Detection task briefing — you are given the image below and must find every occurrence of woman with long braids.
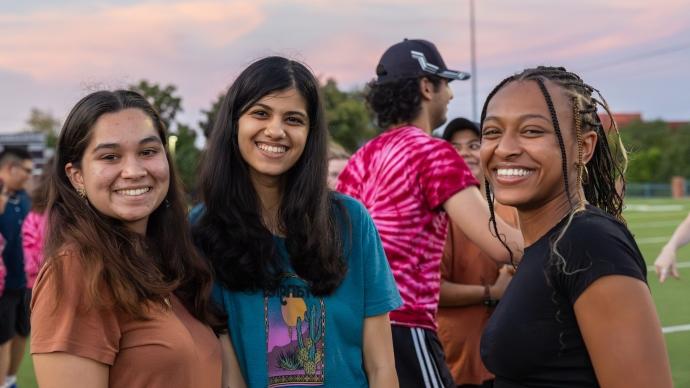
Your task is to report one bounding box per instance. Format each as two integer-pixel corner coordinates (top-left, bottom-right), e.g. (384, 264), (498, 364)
(478, 66), (672, 387)
(30, 90), (225, 388)
(193, 56), (401, 387)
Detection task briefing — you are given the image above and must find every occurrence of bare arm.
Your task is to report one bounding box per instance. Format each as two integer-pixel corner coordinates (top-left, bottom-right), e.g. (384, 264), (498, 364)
(220, 334), (246, 388)
(362, 313), (399, 388)
(33, 353), (109, 388)
(655, 212), (690, 282)
(439, 265), (514, 307)
(443, 187), (524, 264)
(574, 275), (672, 388)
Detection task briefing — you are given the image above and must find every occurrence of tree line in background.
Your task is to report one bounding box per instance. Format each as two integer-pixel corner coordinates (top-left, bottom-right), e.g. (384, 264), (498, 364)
(22, 81), (690, 195)
(620, 121), (690, 183)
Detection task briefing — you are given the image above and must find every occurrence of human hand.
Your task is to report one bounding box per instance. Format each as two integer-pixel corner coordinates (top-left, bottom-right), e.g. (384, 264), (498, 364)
(490, 265), (515, 299)
(654, 248), (680, 283)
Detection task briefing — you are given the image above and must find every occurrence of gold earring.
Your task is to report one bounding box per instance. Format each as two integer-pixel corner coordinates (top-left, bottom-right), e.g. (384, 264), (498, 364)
(76, 187), (86, 198)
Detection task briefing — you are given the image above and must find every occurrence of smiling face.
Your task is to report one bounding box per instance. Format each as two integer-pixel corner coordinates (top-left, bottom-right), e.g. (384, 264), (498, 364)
(449, 129), (481, 179)
(480, 80), (585, 211)
(65, 108), (170, 234)
(237, 88), (309, 187)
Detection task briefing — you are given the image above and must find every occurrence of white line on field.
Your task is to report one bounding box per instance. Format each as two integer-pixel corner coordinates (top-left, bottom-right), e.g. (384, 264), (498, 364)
(625, 204), (685, 212)
(631, 221), (685, 228)
(647, 261), (690, 271)
(636, 236), (671, 244)
(663, 324), (690, 334)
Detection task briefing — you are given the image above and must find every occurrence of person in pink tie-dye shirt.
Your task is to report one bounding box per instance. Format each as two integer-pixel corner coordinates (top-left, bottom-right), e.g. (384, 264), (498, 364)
(337, 39), (524, 388)
(22, 159), (51, 290)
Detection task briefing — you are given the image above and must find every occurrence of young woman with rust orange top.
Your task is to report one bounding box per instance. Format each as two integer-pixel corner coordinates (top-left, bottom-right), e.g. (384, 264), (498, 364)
(30, 90), (239, 388)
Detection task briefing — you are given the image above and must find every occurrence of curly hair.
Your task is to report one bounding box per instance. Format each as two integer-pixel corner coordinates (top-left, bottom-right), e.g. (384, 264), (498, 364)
(366, 76), (443, 129)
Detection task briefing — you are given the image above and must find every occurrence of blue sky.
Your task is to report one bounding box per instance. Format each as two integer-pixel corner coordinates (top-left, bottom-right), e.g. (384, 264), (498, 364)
(1, 0), (688, 136)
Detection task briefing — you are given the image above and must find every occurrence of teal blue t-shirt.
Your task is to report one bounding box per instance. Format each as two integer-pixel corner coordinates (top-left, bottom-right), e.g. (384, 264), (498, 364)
(212, 194), (402, 387)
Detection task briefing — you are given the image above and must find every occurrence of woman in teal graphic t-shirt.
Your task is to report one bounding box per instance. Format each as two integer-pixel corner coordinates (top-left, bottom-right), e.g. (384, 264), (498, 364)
(193, 56), (402, 388)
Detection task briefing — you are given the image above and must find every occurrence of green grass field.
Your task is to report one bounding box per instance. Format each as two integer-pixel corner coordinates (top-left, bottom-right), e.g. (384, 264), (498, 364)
(14, 197), (690, 387)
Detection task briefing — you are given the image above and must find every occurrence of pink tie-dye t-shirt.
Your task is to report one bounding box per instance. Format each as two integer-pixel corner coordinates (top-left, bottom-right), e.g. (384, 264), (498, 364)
(337, 125), (478, 330)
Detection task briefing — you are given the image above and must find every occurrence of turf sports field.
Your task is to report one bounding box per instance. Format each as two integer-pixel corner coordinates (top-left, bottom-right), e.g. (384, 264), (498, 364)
(15, 197), (690, 387)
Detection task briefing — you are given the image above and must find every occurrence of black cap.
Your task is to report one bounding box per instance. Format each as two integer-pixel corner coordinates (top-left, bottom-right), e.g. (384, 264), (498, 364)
(442, 117), (480, 141)
(375, 39), (470, 84)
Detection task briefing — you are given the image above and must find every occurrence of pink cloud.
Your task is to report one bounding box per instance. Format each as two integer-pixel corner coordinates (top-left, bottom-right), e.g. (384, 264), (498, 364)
(0, 1), (265, 81)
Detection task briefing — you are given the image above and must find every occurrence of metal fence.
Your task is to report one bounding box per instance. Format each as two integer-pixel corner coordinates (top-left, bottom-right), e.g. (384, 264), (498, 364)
(627, 182), (690, 197)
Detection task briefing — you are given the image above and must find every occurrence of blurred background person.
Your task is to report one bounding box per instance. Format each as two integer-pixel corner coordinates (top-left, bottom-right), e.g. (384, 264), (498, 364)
(0, 148), (33, 388)
(23, 157), (53, 293)
(338, 39), (523, 388)
(654, 211), (690, 282)
(437, 117), (519, 388)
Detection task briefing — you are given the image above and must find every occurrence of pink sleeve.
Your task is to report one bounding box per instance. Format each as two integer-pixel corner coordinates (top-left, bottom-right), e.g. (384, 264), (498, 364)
(418, 140), (479, 210)
(22, 211), (47, 289)
(0, 259), (5, 297)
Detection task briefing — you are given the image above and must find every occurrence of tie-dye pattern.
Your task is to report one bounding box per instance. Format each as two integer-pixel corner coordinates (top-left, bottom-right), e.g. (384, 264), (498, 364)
(337, 126), (478, 330)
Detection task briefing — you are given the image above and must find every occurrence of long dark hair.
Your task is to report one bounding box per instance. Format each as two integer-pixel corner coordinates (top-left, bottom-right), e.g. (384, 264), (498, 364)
(480, 66), (627, 271)
(31, 157), (53, 213)
(45, 90), (222, 329)
(193, 56), (348, 296)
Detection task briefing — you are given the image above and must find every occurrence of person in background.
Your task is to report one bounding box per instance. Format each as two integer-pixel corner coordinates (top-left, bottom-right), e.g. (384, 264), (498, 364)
(0, 148), (33, 388)
(193, 56), (401, 387)
(327, 141), (350, 190)
(654, 211), (689, 282)
(337, 38), (523, 388)
(30, 90), (227, 388)
(478, 66), (672, 387)
(437, 118), (519, 388)
(23, 158), (53, 292)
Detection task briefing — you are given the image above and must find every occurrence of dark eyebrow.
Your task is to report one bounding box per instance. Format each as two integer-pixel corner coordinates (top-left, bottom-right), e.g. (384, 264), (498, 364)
(483, 113), (551, 124)
(140, 136), (163, 145)
(252, 103), (308, 119)
(92, 136), (162, 153)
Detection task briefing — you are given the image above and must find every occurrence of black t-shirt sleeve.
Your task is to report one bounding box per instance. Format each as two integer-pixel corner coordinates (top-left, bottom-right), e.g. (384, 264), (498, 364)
(552, 212), (647, 305)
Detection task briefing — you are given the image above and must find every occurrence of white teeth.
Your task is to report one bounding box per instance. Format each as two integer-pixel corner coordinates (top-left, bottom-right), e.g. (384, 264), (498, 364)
(496, 168), (532, 177)
(257, 143), (287, 154)
(118, 187), (150, 196)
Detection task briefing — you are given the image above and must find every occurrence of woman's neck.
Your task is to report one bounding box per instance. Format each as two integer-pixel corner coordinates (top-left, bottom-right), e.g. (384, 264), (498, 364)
(517, 191), (580, 246)
(252, 175), (284, 235)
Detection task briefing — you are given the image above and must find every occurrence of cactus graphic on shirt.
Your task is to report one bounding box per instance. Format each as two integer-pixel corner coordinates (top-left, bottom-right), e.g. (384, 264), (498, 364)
(281, 294), (307, 341)
(295, 304), (324, 375)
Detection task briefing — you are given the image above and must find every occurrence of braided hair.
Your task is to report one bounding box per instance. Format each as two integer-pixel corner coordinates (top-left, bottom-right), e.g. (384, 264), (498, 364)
(480, 66), (628, 272)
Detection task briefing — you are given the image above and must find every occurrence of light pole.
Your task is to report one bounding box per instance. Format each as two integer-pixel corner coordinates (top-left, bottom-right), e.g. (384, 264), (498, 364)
(469, 0), (478, 121)
(168, 135), (178, 157)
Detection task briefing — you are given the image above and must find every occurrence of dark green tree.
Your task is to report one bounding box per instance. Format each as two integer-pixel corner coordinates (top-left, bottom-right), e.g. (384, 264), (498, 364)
(24, 108), (60, 148)
(129, 80), (182, 130)
(320, 78), (375, 152)
(620, 120), (690, 182)
(171, 123), (201, 195)
(199, 93), (225, 139)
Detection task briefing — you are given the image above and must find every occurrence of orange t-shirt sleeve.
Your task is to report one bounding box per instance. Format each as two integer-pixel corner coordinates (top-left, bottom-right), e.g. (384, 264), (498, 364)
(30, 254), (121, 365)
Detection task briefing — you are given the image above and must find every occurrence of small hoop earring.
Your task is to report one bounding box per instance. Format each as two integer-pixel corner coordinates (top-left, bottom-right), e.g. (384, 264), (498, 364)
(76, 187), (86, 198)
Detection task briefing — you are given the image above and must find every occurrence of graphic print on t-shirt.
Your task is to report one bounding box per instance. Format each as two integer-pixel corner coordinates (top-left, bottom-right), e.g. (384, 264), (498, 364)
(265, 274), (325, 387)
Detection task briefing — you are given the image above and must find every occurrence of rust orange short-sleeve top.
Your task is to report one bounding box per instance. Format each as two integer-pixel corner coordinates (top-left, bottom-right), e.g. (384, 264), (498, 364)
(30, 253), (221, 388)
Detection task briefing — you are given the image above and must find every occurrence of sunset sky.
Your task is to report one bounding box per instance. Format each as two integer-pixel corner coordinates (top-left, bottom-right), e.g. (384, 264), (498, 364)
(1, 0), (689, 137)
